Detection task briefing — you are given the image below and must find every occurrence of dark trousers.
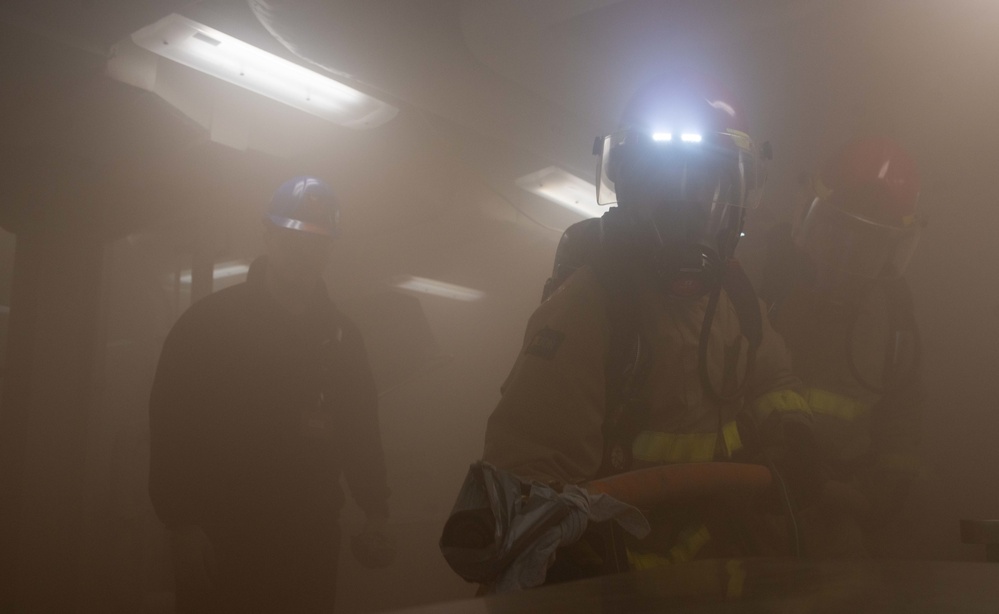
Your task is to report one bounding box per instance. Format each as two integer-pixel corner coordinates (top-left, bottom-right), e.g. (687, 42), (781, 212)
(176, 524), (341, 614)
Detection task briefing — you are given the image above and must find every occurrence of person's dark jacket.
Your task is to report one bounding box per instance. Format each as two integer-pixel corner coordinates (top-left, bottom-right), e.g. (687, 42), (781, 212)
(148, 257), (390, 537)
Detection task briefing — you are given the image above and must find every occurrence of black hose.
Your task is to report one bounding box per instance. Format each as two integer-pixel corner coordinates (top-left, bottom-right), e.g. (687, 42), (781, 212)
(845, 284), (922, 395)
(743, 414), (803, 558)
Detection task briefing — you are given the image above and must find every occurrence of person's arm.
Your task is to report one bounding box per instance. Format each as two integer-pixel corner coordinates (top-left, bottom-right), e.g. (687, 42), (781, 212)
(742, 298), (825, 505)
(864, 278), (923, 525)
(149, 309), (219, 589)
(483, 266), (610, 486)
(337, 322), (391, 520)
(863, 375), (921, 525)
(148, 310), (215, 530)
(745, 298), (812, 435)
(336, 322), (396, 568)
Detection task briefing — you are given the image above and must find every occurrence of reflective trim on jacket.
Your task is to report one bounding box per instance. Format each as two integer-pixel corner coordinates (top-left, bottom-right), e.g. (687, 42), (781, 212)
(483, 264), (811, 485)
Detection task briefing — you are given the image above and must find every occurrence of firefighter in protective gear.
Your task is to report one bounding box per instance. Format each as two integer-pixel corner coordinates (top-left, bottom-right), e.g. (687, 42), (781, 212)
(149, 176), (394, 613)
(761, 137), (924, 557)
(482, 74), (822, 578)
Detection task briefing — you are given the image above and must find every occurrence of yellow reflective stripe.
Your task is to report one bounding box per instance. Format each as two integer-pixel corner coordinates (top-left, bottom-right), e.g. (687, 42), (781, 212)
(666, 523), (711, 564)
(632, 422), (743, 463)
(726, 559), (746, 598)
(625, 523), (713, 570)
(721, 421), (742, 457)
(627, 549), (670, 571)
(804, 388), (871, 421)
(752, 389), (811, 423)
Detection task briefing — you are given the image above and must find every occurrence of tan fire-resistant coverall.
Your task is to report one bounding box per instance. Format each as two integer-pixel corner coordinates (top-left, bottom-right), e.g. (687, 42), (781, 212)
(483, 263), (815, 566)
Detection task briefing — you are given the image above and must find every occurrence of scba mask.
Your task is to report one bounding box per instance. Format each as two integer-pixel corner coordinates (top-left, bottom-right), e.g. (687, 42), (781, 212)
(594, 128), (766, 297)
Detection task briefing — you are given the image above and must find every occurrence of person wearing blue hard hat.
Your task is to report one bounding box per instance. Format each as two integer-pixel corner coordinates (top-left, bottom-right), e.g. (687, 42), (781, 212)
(149, 176), (394, 613)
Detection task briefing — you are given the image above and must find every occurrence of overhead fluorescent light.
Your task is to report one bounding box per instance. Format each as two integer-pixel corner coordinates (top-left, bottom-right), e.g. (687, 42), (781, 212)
(393, 276), (485, 302)
(681, 133), (703, 143)
(179, 261), (250, 285)
(130, 13), (397, 129)
(516, 166), (605, 219)
(652, 132), (673, 142)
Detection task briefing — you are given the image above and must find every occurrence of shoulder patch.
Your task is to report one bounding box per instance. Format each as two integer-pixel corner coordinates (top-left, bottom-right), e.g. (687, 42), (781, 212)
(525, 326), (566, 360)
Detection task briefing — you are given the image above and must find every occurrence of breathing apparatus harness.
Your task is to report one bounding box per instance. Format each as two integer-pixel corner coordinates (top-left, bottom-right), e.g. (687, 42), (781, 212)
(844, 278), (922, 394)
(765, 252), (923, 396)
(543, 208), (806, 558)
(541, 206), (763, 475)
(638, 200), (763, 406)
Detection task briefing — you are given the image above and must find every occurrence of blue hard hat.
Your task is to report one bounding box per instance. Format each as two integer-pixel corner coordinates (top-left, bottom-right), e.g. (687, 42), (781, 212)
(265, 176), (340, 237)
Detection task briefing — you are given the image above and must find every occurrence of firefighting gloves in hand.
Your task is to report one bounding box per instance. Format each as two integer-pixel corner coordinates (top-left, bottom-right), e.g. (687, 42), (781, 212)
(493, 483), (650, 592)
(440, 461), (649, 592)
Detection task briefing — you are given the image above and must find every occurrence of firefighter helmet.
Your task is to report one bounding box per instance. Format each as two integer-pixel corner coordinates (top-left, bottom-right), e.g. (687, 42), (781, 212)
(592, 72), (768, 297)
(595, 72), (767, 213)
(795, 137), (922, 279)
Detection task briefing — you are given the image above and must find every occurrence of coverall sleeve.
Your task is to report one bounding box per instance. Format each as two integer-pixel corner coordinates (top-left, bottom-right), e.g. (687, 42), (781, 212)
(866, 279), (923, 523)
(338, 323), (391, 519)
(148, 309), (216, 529)
(740, 298), (827, 503)
(483, 267), (610, 485)
(744, 298), (813, 438)
(864, 372), (922, 524)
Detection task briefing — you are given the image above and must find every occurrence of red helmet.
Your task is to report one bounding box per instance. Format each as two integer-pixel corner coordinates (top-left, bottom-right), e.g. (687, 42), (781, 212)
(795, 137), (923, 279)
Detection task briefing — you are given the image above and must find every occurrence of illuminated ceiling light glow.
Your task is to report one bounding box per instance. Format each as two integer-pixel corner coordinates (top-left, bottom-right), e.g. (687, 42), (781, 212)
(179, 262), (250, 284)
(681, 133), (703, 143)
(130, 14), (397, 128)
(515, 166), (604, 219)
(394, 276), (485, 302)
(652, 132), (673, 142)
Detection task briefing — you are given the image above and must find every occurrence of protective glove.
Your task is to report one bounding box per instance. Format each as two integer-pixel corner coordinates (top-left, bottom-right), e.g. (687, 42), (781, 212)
(168, 525), (217, 593)
(350, 517), (397, 569)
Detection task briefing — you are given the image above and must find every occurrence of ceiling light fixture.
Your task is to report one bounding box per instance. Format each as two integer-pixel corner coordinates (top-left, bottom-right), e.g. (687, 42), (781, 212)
(516, 166), (604, 219)
(179, 262), (250, 284)
(394, 276), (485, 302)
(681, 133), (703, 143)
(130, 13), (397, 128)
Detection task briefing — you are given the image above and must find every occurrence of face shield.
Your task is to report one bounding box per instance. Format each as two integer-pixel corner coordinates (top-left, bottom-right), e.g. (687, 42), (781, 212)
(592, 129), (766, 296)
(596, 128), (765, 209)
(595, 129), (765, 264)
(794, 195), (923, 279)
